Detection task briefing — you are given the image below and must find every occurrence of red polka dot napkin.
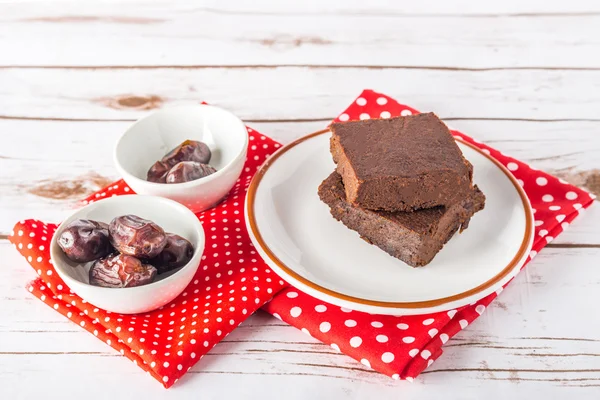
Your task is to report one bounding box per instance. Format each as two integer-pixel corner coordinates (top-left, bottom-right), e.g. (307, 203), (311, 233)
(262, 89), (596, 381)
(9, 90), (595, 387)
(9, 126), (285, 388)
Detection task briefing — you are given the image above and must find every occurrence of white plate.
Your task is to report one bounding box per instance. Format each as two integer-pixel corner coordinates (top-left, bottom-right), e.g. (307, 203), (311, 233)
(246, 130), (534, 315)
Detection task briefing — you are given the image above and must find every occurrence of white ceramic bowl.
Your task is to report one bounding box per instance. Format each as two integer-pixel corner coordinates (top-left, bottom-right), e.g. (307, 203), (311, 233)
(114, 104), (248, 213)
(50, 195), (205, 314)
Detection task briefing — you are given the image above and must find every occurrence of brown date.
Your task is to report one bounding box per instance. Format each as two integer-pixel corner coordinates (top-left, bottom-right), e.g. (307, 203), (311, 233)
(58, 219), (112, 263)
(150, 233), (194, 274)
(146, 161), (170, 183)
(109, 215), (167, 258)
(162, 140), (211, 167)
(166, 161), (216, 184)
(89, 253), (157, 288)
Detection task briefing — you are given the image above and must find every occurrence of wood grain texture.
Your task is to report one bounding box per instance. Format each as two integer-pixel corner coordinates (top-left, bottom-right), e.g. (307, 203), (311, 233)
(2, 1), (600, 398)
(3, 68), (600, 121)
(0, 118), (598, 243)
(2, 1), (600, 68)
(1, 242), (599, 398)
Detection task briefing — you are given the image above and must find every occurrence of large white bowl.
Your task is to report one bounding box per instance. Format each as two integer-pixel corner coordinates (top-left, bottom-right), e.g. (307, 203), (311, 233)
(50, 195), (205, 314)
(114, 104), (248, 213)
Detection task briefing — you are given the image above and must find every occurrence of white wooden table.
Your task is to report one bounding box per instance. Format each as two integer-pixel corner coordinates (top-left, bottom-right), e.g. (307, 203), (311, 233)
(1, 1), (599, 398)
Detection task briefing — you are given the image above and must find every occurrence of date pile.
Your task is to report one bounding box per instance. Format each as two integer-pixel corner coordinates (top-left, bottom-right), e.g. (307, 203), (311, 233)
(58, 215), (194, 288)
(147, 139), (217, 184)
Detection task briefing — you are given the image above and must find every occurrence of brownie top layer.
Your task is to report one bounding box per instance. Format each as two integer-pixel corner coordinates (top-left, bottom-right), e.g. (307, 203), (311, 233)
(329, 113), (471, 179)
(319, 172), (485, 235)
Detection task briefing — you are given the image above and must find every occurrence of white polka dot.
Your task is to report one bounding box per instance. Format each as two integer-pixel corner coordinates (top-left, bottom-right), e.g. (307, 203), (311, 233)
(319, 322), (331, 333)
(286, 291), (298, 298)
(376, 97), (388, 105)
(380, 111), (391, 119)
(542, 194), (554, 203)
(177, 364), (183, 371)
(162, 376), (169, 383)
(340, 307), (352, 313)
(163, 362), (169, 367)
(555, 214), (566, 222)
(350, 337), (362, 348)
(549, 205), (561, 211)
(459, 319), (468, 329)
(507, 162), (518, 171)
(539, 229), (548, 237)
(566, 191), (578, 200)
(447, 309), (457, 319)
(440, 333), (449, 344)
(536, 177), (548, 186)
(422, 318), (434, 326)
(338, 113), (349, 121)
(314, 305), (327, 313)
(545, 236), (554, 243)
(400, 109), (412, 116)
(361, 358), (371, 368)
(475, 304), (486, 315)
(381, 352), (395, 363)
(517, 179), (524, 187)
(345, 319), (357, 327)
(359, 113), (370, 120)
(561, 222), (570, 230)
(376, 334), (388, 343)
(371, 321), (383, 328)
(330, 343), (340, 352)
(290, 307), (302, 317)
(573, 203), (582, 210)
(408, 349), (419, 357)
(421, 350), (432, 360)
(356, 97), (367, 106)
(397, 323), (409, 330)
(428, 328), (438, 337)
(402, 336), (415, 344)
(534, 220), (544, 227)
(530, 250), (538, 259)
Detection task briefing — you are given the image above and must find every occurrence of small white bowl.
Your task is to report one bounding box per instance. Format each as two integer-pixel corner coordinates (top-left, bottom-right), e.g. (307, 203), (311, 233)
(114, 104), (248, 213)
(50, 195), (205, 314)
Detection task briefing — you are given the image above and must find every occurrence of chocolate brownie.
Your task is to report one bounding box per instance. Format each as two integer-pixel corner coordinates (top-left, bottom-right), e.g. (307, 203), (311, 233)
(318, 172), (485, 267)
(330, 112), (473, 212)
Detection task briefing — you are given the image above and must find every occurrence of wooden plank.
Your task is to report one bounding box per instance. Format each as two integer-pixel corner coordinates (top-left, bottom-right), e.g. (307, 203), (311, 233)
(1, 242), (599, 396)
(1, 118), (597, 242)
(2, 68), (600, 122)
(1, 1), (600, 68)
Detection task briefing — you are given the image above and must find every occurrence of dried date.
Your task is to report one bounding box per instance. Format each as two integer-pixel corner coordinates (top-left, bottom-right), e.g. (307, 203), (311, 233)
(109, 215), (167, 258)
(147, 161), (170, 183)
(89, 253), (157, 288)
(58, 219), (112, 263)
(165, 161), (216, 184)
(150, 233), (194, 274)
(162, 140), (211, 167)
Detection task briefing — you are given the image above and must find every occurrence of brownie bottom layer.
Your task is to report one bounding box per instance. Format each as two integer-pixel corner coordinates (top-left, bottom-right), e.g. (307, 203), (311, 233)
(318, 172), (485, 267)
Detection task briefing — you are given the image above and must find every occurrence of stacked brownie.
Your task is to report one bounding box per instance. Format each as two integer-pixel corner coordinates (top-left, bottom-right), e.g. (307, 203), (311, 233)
(319, 112), (485, 267)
